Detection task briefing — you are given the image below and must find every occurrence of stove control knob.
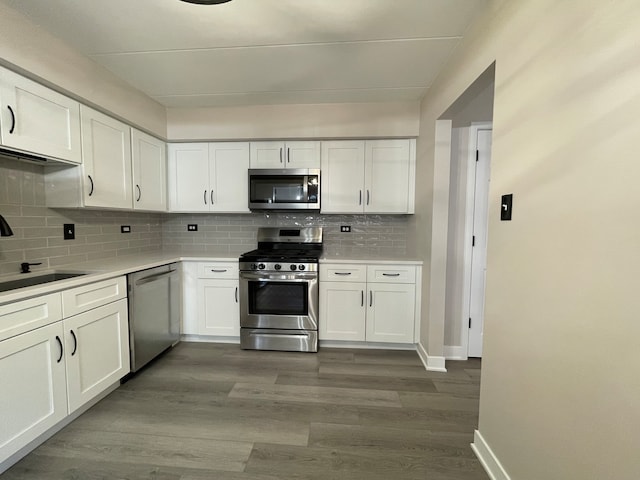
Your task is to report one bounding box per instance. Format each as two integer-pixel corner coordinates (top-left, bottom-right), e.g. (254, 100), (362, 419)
(250, 263), (257, 270)
(290, 264), (297, 271)
(258, 263), (265, 270)
(274, 264), (281, 270)
(298, 264), (306, 271)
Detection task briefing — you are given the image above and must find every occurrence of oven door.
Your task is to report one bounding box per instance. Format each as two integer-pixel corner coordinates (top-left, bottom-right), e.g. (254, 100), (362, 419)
(239, 271), (318, 330)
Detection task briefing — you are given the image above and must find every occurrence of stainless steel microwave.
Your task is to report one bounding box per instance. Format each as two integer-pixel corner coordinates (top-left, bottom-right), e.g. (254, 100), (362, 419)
(248, 169), (320, 211)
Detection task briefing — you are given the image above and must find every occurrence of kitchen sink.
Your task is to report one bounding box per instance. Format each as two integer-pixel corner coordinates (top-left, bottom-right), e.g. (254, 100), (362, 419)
(0, 273), (87, 292)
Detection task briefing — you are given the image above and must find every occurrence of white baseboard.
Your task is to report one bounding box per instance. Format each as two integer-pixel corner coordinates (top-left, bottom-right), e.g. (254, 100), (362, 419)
(416, 342), (447, 372)
(181, 334), (240, 344)
(319, 340), (415, 351)
(471, 430), (511, 480)
(444, 345), (468, 360)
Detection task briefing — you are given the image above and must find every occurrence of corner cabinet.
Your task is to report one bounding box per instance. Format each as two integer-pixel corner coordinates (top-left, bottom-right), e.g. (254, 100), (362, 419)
(320, 139), (416, 214)
(0, 66), (82, 164)
(131, 129), (166, 211)
(319, 263), (419, 344)
(250, 141), (320, 169)
(168, 142), (250, 213)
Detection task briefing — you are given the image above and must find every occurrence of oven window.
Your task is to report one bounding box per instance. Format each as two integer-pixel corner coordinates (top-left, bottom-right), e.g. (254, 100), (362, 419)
(248, 281), (308, 316)
(250, 176), (306, 204)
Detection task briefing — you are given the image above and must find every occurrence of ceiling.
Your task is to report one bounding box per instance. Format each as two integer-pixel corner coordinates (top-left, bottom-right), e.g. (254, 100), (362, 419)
(2, 0), (487, 108)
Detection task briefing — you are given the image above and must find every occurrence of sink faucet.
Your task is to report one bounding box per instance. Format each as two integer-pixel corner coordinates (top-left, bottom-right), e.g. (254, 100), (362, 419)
(21, 262), (42, 274)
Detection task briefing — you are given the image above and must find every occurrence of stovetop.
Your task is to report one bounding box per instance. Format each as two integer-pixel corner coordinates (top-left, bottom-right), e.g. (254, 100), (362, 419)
(239, 248), (322, 263)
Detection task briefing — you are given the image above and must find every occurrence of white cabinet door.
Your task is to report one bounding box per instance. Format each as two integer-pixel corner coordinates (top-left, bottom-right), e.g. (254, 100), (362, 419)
(81, 106), (132, 209)
(0, 66), (81, 164)
(364, 140), (413, 214)
(319, 282), (366, 341)
(197, 279), (240, 336)
(250, 141), (285, 169)
(284, 141), (320, 169)
(168, 143), (209, 212)
(131, 129), (166, 211)
(366, 283), (415, 343)
(209, 142), (250, 213)
(0, 322), (67, 463)
(320, 140), (365, 213)
(64, 299), (129, 413)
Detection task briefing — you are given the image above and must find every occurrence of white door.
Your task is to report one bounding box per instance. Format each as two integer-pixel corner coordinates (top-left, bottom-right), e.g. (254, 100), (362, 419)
(197, 279), (240, 336)
(365, 140), (411, 213)
(0, 322), (68, 462)
(209, 142), (250, 213)
(81, 106), (132, 209)
(320, 140), (365, 213)
(131, 129), (166, 211)
(285, 141), (321, 169)
(64, 299), (129, 413)
(467, 128), (492, 358)
(319, 282), (366, 341)
(0, 66), (81, 164)
(250, 141), (285, 169)
(366, 283), (415, 343)
(168, 143), (209, 212)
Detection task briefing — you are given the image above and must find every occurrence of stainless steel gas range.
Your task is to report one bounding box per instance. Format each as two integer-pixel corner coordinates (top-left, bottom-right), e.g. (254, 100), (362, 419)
(239, 227), (322, 352)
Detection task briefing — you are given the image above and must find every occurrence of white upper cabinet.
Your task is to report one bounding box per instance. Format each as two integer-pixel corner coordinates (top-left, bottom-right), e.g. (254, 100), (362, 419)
(321, 139), (415, 214)
(81, 106), (133, 209)
(250, 141), (320, 169)
(168, 142), (249, 213)
(131, 128), (166, 211)
(0, 66), (81, 164)
(320, 141), (366, 213)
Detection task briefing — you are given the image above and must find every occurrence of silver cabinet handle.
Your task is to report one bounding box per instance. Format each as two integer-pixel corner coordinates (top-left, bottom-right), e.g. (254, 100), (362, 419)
(334, 272), (352, 276)
(204, 190), (207, 204)
(382, 273), (401, 277)
(369, 290), (373, 307)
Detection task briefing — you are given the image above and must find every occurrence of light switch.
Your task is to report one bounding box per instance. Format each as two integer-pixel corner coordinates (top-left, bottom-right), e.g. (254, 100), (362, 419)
(501, 194), (513, 221)
(63, 223), (75, 240)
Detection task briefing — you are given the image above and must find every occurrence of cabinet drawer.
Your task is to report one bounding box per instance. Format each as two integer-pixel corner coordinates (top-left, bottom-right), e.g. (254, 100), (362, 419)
(367, 265), (416, 283)
(0, 293), (63, 342)
(320, 264), (367, 282)
(198, 262), (239, 279)
(61, 277), (126, 317)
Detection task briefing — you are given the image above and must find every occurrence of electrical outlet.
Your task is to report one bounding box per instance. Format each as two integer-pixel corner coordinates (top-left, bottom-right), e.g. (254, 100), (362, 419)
(121, 225), (131, 233)
(63, 223), (75, 240)
(187, 224), (198, 232)
(340, 225), (351, 233)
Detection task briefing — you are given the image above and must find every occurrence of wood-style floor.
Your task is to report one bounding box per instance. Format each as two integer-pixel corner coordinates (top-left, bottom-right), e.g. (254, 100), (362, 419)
(4, 342), (488, 479)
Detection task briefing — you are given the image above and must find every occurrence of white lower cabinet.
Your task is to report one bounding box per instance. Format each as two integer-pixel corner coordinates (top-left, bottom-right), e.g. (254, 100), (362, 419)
(0, 276), (129, 469)
(319, 263), (417, 344)
(0, 322), (67, 464)
(63, 298), (129, 413)
(197, 279), (239, 336)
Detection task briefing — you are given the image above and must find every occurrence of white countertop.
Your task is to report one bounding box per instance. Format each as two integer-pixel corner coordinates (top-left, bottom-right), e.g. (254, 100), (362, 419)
(0, 251), (422, 305)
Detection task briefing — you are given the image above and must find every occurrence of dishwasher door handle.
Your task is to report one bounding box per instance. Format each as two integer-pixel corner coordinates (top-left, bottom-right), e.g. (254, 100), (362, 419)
(135, 269), (178, 286)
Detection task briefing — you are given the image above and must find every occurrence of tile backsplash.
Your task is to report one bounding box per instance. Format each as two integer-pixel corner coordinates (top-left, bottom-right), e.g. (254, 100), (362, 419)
(1, 157), (411, 275)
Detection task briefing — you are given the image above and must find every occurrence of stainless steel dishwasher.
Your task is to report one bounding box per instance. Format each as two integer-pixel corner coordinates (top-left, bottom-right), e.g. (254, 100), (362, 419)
(127, 263), (181, 372)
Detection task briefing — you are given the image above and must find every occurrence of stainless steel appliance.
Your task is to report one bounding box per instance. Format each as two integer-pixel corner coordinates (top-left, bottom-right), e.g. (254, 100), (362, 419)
(248, 169), (320, 211)
(239, 227), (322, 352)
(127, 263), (181, 371)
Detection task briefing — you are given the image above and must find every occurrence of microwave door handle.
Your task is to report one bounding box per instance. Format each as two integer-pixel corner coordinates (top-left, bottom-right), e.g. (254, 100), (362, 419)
(303, 176), (309, 203)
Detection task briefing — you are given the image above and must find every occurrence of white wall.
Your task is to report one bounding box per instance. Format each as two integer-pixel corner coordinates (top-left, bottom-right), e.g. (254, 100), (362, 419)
(0, 3), (166, 138)
(166, 102), (420, 140)
(415, 0), (640, 478)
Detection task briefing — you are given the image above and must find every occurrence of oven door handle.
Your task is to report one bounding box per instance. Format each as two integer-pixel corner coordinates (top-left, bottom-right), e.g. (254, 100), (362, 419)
(240, 272), (317, 282)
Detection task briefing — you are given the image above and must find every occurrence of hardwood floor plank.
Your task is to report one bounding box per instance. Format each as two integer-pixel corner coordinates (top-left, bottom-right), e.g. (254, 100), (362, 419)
(398, 391), (481, 411)
(319, 362), (435, 379)
(229, 382), (403, 408)
(31, 430), (253, 472)
(276, 371), (438, 393)
(357, 405), (479, 433)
